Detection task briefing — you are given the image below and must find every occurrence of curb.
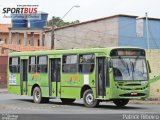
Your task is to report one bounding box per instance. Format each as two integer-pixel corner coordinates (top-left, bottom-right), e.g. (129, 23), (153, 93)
(0, 89), (8, 94)
(130, 100), (160, 104)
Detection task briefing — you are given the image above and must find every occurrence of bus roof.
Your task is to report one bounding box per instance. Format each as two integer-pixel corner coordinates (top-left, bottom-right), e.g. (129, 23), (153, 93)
(8, 47), (145, 57)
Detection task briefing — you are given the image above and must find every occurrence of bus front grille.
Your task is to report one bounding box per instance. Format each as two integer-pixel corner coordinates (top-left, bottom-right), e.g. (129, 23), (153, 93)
(119, 93), (146, 97)
(117, 86), (147, 90)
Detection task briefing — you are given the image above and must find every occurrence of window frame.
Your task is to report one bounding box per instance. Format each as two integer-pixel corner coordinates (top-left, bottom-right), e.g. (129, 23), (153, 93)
(136, 18), (144, 38)
(28, 56), (37, 73)
(79, 53), (95, 74)
(9, 57), (20, 74)
(37, 55), (48, 73)
(62, 54), (78, 74)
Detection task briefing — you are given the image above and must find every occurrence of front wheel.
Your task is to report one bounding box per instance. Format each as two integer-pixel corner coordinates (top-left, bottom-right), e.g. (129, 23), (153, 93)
(113, 99), (129, 107)
(83, 89), (99, 108)
(33, 87), (42, 103)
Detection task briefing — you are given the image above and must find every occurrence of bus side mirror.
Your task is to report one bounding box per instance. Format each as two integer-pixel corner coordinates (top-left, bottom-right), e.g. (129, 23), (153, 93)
(147, 60), (151, 73)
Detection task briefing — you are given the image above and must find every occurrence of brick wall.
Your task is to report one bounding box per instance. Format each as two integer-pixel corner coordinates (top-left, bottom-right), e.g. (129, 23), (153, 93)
(0, 56), (8, 88)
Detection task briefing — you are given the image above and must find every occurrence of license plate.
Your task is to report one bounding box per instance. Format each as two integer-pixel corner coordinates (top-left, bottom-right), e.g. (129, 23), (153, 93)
(131, 92), (138, 96)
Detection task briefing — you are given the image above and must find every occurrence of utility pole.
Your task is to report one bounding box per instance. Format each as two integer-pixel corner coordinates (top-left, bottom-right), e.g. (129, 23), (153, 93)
(50, 5), (80, 49)
(145, 12), (150, 50)
(51, 16), (54, 49)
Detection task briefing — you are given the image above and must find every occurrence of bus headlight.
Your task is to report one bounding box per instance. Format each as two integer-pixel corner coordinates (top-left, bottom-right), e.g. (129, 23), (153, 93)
(141, 81), (148, 86)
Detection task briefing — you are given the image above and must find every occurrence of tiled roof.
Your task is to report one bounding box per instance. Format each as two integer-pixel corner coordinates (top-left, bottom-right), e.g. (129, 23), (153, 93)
(0, 24), (11, 33)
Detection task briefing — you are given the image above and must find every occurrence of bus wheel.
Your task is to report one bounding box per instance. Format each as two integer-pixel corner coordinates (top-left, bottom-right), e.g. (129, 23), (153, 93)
(83, 89), (99, 108)
(61, 98), (76, 104)
(113, 99), (129, 107)
(33, 87), (42, 103)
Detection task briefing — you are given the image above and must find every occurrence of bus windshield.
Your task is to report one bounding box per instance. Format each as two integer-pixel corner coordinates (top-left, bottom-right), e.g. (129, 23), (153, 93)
(112, 57), (148, 81)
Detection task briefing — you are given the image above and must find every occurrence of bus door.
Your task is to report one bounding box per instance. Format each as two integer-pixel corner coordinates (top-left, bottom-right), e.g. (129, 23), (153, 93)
(49, 58), (61, 97)
(20, 59), (28, 95)
(96, 57), (106, 97)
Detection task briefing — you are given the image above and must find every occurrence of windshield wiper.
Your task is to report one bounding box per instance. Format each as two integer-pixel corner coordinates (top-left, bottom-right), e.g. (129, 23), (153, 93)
(131, 61), (134, 80)
(132, 56), (140, 80)
(133, 56), (139, 68)
(132, 56), (139, 74)
(119, 56), (130, 76)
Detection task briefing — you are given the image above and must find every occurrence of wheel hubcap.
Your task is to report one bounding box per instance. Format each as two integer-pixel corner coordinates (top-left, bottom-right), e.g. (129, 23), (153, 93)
(35, 90), (40, 101)
(86, 93), (94, 105)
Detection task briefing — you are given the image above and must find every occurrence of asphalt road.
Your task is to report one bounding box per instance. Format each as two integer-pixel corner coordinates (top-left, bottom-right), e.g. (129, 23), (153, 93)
(0, 93), (160, 120)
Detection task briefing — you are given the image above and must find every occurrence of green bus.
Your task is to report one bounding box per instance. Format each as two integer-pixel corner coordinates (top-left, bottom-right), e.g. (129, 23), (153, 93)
(8, 47), (151, 107)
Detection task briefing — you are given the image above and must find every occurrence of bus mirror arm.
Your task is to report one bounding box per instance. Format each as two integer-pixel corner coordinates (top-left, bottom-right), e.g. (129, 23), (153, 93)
(147, 60), (151, 73)
(109, 61), (113, 68)
(92, 80), (95, 85)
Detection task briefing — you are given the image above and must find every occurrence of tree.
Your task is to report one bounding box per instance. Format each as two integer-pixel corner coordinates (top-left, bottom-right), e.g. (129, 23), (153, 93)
(47, 16), (80, 27)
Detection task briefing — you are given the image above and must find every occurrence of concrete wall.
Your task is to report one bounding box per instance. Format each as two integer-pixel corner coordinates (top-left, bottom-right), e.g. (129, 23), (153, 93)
(118, 16), (160, 49)
(44, 31), (52, 49)
(146, 50), (160, 78)
(146, 50), (160, 99)
(45, 16), (160, 50)
(54, 17), (118, 49)
(146, 20), (160, 49)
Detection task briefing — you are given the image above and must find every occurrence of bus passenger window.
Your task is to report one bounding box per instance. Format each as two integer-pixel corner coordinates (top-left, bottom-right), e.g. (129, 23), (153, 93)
(79, 54), (95, 73)
(37, 56), (48, 73)
(29, 56), (36, 73)
(9, 57), (20, 73)
(62, 55), (78, 73)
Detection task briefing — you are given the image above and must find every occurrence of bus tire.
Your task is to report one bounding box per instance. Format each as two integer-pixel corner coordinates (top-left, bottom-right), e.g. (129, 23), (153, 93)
(33, 87), (42, 103)
(83, 89), (99, 108)
(61, 98), (76, 104)
(113, 99), (129, 107)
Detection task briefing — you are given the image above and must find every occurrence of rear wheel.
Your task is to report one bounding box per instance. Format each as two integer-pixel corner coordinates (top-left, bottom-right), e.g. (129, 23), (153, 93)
(61, 98), (76, 104)
(33, 87), (42, 103)
(113, 99), (129, 107)
(83, 89), (99, 108)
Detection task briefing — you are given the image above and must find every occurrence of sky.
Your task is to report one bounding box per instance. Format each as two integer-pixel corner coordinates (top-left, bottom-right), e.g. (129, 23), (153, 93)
(0, 0), (160, 24)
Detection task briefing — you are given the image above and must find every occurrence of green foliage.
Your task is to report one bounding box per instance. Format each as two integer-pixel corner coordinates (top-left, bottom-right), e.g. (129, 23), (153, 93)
(47, 16), (80, 27)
